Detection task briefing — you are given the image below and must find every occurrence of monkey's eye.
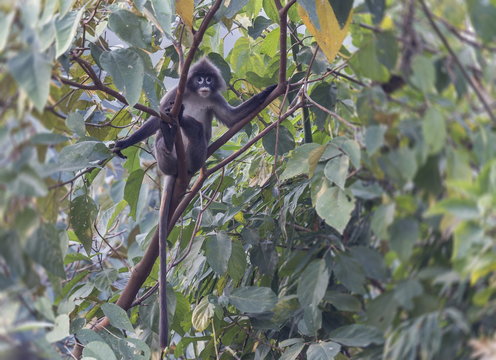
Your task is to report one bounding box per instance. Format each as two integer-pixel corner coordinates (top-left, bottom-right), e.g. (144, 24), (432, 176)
(197, 76), (204, 84)
(205, 76), (212, 84)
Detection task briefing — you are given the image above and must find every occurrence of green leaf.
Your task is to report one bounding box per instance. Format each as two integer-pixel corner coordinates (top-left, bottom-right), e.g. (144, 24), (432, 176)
(0, 11), (15, 52)
(45, 314), (70, 343)
(64, 252), (91, 265)
(297, 259), (331, 307)
(225, 0), (249, 18)
(52, 141), (110, 173)
(93, 269), (119, 292)
(334, 253), (366, 294)
(389, 217), (419, 261)
(410, 55), (435, 94)
(376, 31), (398, 70)
(229, 286), (277, 313)
(350, 180), (383, 200)
(350, 246), (387, 282)
(7, 49), (52, 111)
(281, 143), (322, 180)
(25, 224), (66, 277)
(191, 296), (214, 331)
(108, 10), (152, 49)
(324, 155), (349, 189)
(340, 139), (361, 169)
(379, 146), (418, 184)
(260, 28), (280, 57)
(429, 198), (481, 220)
(330, 324), (384, 347)
(248, 16), (273, 39)
(349, 36), (389, 82)
(55, 8), (84, 57)
(82, 341), (117, 360)
(124, 169), (144, 220)
(100, 48), (145, 106)
(303, 304), (322, 335)
(467, 0), (496, 43)
(70, 195), (98, 254)
(66, 112), (86, 137)
(365, 0), (385, 24)
(280, 343), (305, 360)
(310, 83), (336, 126)
(262, 125), (296, 156)
(393, 279), (423, 310)
(101, 303), (134, 332)
(328, 0), (354, 28)
(150, 0), (174, 37)
(315, 186), (355, 234)
(298, 0), (320, 29)
(422, 108), (446, 155)
(31, 133), (69, 145)
(205, 232), (232, 275)
(306, 341), (341, 360)
(227, 240), (247, 281)
(365, 125), (387, 156)
(324, 292), (362, 312)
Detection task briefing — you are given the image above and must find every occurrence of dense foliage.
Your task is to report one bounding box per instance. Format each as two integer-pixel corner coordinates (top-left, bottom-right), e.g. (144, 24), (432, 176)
(1, 0), (496, 359)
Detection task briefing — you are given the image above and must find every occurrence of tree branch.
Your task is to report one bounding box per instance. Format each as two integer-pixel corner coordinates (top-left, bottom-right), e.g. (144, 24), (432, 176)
(418, 0), (495, 122)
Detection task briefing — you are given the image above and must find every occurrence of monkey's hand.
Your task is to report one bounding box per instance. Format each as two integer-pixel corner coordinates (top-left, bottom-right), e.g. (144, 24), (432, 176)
(164, 102), (185, 123)
(109, 142), (127, 159)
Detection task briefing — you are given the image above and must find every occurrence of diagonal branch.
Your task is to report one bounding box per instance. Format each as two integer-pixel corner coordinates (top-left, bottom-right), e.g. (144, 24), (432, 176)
(418, 0), (495, 122)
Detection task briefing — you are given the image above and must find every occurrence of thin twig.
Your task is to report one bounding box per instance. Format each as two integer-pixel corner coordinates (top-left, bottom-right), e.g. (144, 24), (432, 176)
(418, 0), (495, 122)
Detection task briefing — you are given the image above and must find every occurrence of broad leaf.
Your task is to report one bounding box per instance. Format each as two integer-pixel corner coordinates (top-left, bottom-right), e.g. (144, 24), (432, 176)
(101, 303), (134, 332)
(324, 155), (349, 189)
(315, 186), (355, 234)
(108, 10), (152, 49)
(55, 8), (84, 57)
(330, 324), (384, 347)
(124, 169), (144, 220)
(8, 49), (52, 111)
(25, 223), (66, 277)
(82, 341), (117, 360)
(191, 297), (214, 331)
(70, 195), (98, 254)
(297, 259), (331, 308)
(150, 0), (174, 37)
(205, 232), (232, 275)
(100, 48), (145, 106)
(306, 341), (341, 360)
(229, 287), (277, 313)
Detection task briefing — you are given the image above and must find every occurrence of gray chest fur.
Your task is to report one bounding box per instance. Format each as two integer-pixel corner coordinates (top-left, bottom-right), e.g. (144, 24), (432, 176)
(182, 93), (214, 141)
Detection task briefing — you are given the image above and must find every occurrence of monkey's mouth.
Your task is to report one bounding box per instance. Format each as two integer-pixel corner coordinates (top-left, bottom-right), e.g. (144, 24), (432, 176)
(198, 88), (211, 97)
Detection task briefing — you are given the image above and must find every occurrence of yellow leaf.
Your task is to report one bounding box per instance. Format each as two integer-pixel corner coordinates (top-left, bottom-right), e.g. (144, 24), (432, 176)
(298, 1), (352, 63)
(176, 0), (193, 29)
(234, 211), (246, 224)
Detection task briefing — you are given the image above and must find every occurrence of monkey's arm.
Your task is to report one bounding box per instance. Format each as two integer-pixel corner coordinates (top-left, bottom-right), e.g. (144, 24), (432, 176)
(114, 117), (161, 151)
(212, 85), (276, 127)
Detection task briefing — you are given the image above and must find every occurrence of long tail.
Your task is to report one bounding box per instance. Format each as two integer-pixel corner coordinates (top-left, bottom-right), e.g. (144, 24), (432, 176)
(159, 175), (175, 350)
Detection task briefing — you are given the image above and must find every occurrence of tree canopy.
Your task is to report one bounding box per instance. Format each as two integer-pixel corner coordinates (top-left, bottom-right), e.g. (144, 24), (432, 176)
(1, 0), (496, 359)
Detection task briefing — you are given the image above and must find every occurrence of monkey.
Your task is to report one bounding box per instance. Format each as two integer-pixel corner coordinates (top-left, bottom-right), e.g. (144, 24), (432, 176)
(112, 57), (276, 349)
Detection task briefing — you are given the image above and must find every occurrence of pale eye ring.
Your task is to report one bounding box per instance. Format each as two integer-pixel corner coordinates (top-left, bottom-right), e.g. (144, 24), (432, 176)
(197, 77), (204, 84)
(205, 76), (212, 84)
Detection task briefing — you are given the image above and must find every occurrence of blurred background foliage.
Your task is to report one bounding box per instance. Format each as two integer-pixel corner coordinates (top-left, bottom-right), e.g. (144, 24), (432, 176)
(1, 0), (496, 359)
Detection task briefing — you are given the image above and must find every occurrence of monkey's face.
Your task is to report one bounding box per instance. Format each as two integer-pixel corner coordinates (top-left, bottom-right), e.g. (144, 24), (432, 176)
(189, 74), (216, 98)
